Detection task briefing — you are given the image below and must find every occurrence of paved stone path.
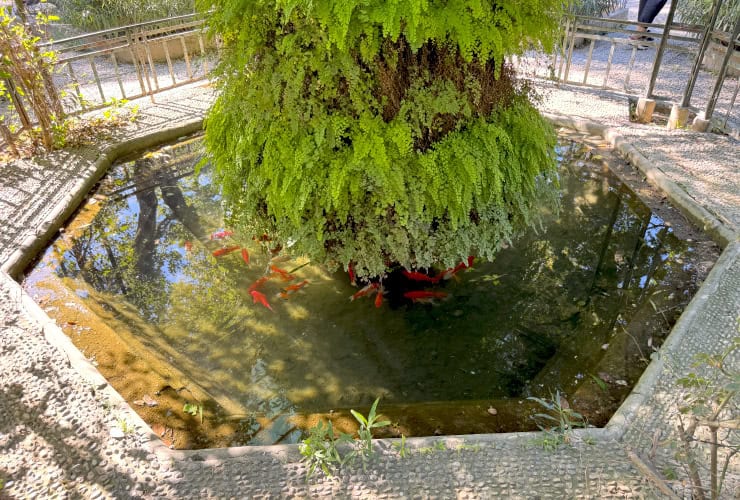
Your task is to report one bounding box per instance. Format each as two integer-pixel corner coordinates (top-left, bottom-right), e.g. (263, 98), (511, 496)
(1, 51), (739, 500)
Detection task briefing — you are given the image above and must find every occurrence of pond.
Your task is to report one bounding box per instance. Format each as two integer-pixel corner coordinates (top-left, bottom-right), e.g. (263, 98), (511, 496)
(23, 135), (710, 449)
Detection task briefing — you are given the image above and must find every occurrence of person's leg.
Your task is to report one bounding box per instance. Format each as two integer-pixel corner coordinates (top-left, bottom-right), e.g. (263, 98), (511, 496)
(638, 0), (668, 24)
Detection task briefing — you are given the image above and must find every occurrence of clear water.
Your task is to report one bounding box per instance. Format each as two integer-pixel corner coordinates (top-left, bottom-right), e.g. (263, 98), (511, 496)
(24, 136), (700, 447)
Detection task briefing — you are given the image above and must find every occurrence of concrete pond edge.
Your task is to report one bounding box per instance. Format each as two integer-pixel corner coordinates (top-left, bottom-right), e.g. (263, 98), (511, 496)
(3, 113), (738, 466)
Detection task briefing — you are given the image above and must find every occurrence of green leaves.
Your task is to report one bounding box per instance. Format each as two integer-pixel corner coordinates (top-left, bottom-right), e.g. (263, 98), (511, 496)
(201, 0), (560, 277)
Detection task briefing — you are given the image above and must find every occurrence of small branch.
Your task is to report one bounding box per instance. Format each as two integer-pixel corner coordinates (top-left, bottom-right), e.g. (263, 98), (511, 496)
(625, 448), (680, 500)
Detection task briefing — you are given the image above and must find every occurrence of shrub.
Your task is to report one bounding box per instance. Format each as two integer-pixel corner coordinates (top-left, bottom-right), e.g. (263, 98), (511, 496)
(56, 0), (195, 33)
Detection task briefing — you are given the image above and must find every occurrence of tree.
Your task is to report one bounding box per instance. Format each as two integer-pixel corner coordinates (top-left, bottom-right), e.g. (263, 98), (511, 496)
(197, 0), (564, 278)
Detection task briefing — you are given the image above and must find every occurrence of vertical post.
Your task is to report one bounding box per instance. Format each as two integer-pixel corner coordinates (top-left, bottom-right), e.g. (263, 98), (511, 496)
(703, 16), (740, 121)
(4, 79), (32, 129)
(645, 0), (679, 99)
(681, 0), (724, 108)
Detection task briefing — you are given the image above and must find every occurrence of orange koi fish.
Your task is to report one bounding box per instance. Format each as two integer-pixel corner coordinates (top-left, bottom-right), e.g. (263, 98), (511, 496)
(241, 248), (250, 265)
(350, 282), (379, 301)
(348, 264), (356, 286)
(210, 230), (234, 240)
(250, 290), (273, 311)
(248, 276), (272, 292)
(269, 265), (295, 282)
(283, 280), (309, 293)
(467, 255), (475, 267)
(402, 270), (440, 283)
(375, 286), (384, 308)
(403, 290), (448, 303)
(278, 280), (309, 300)
(212, 246), (241, 257)
(184, 241), (193, 253)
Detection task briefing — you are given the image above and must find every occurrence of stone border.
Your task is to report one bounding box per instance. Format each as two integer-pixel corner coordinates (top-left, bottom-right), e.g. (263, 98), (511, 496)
(5, 114), (738, 465)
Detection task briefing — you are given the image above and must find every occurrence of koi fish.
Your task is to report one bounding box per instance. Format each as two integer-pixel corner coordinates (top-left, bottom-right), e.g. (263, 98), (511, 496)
(248, 276), (271, 292)
(403, 290), (448, 303)
(241, 248), (250, 265)
(212, 246), (241, 257)
(350, 282), (379, 301)
(270, 265), (295, 282)
(254, 234), (272, 242)
(467, 255), (475, 267)
(278, 280), (309, 300)
(250, 290), (273, 311)
(184, 241), (193, 253)
(440, 261), (471, 280)
(402, 270), (440, 283)
(348, 264), (356, 286)
(210, 230), (234, 240)
(283, 280), (309, 293)
(375, 285), (384, 308)
(270, 255), (291, 263)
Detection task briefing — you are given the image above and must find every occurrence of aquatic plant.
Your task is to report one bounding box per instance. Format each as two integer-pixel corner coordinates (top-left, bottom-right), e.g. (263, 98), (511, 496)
(197, 0), (563, 278)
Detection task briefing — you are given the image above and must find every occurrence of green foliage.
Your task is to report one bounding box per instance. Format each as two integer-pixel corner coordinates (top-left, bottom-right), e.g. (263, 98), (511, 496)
(299, 421), (355, 478)
(528, 390), (587, 449)
(351, 397), (391, 461)
(199, 0), (562, 277)
(183, 402), (204, 423)
(57, 0), (195, 32)
(300, 398), (391, 478)
(570, 0), (626, 17)
(0, 6), (63, 153)
(676, 0), (739, 33)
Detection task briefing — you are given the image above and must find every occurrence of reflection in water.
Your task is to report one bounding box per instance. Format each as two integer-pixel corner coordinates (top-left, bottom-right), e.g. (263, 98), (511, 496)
(25, 137), (701, 446)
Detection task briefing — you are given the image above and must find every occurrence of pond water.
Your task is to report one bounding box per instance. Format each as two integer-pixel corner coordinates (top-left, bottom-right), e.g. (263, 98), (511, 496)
(24, 135), (704, 448)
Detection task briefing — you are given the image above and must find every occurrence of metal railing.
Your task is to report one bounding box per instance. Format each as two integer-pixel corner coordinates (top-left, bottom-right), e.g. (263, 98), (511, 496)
(518, 13), (740, 133)
(3, 13), (215, 128)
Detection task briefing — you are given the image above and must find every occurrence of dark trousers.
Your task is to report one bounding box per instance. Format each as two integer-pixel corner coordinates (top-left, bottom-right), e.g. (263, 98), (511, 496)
(638, 0), (668, 23)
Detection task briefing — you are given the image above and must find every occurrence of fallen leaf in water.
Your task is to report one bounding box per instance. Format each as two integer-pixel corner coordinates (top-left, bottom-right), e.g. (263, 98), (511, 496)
(142, 394), (158, 407)
(615, 380), (628, 387)
(597, 371), (614, 384)
(151, 423), (165, 437)
(487, 407), (498, 416)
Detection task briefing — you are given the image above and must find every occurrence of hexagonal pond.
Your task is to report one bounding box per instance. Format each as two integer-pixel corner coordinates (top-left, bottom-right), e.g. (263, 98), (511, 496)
(22, 134), (716, 449)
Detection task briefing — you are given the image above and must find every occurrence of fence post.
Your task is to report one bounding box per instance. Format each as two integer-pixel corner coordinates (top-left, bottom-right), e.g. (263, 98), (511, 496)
(681, 0), (724, 109)
(694, 16), (740, 131)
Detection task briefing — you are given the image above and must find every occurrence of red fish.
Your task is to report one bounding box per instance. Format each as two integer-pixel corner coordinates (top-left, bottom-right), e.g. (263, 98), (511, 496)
(348, 264), (356, 286)
(283, 280), (309, 293)
(350, 282), (379, 301)
(212, 246), (241, 257)
(184, 241), (193, 253)
(278, 280), (309, 300)
(403, 290), (448, 303)
(270, 265), (295, 282)
(248, 276), (271, 292)
(253, 233), (271, 242)
(250, 290), (273, 311)
(467, 255), (475, 267)
(241, 248), (250, 265)
(210, 230), (234, 240)
(375, 286), (384, 308)
(440, 261), (470, 280)
(402, 270), (440, 283)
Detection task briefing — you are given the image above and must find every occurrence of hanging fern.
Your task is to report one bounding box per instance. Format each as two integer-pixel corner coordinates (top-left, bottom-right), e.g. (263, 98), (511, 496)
(197, 0), (564, 278)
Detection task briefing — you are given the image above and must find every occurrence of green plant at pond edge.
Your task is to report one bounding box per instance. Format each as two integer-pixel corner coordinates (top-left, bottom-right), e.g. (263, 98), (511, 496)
(392, 434), (409, 458)
(351, 397), (391, 461)
(298, 420), (355, 478)
(116, 417), (135, 434)
(528, 390), (587, 450)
